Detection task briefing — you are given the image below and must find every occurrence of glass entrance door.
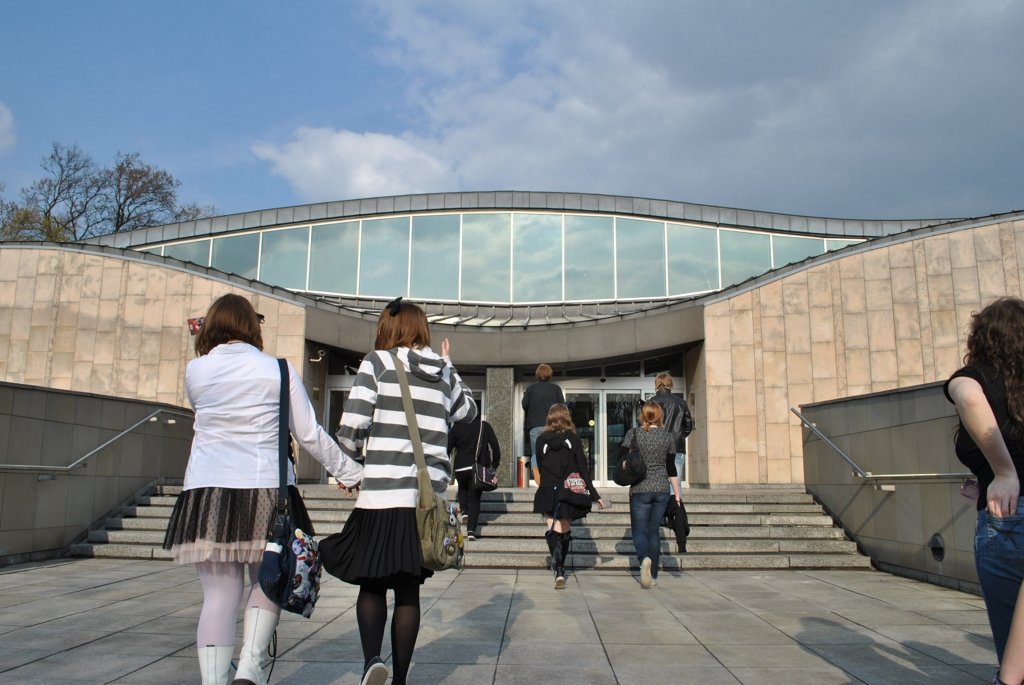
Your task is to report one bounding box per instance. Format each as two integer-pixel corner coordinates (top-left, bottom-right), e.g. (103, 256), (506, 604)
(563, 385), (642, 487)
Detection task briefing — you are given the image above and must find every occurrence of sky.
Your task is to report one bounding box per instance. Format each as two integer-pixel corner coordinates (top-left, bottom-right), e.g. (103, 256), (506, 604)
(1, 1), (1022, 222)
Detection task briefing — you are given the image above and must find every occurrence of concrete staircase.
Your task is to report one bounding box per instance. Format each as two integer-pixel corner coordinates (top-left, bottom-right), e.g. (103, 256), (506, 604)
(70, 484), (872, 571)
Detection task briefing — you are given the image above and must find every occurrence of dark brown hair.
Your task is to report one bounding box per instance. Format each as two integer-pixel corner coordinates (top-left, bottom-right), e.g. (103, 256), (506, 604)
(194, 294), (263, 356)
(964, 297), (1024, 424)
(374, 299), (431, 350)
(640, 400), (664, 431)
(544, 403), (576, 433)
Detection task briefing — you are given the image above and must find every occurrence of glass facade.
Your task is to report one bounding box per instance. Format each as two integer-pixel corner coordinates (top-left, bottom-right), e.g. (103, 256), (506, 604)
(144, 210), (863, 304)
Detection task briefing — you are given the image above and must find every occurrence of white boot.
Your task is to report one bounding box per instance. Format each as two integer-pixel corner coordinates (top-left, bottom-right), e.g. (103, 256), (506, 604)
(197, 645), (233, 685)
(231, 607), (279, 685)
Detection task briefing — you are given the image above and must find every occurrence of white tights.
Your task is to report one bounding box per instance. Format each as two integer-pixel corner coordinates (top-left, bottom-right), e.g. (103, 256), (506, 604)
(195, 561), (280, 647)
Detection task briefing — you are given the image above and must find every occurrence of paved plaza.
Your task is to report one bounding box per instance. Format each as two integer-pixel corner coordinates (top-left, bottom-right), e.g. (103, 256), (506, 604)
(0, 558), (998, 684)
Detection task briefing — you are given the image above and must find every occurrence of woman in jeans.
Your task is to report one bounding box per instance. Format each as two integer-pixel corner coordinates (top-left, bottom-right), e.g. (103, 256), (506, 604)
(623, 400), (682, 588)
(944, 297), (1024, 683)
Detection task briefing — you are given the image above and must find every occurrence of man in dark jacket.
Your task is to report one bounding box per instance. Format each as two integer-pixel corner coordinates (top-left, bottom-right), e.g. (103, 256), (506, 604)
(649, 372), (692, 484)
(522, 363), (564, 484)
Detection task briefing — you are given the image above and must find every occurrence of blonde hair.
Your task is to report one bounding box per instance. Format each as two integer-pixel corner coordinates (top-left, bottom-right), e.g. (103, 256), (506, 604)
(536, 363), (553, 381)
(543, 403), (575, 433)
(654, 372), (673, 392)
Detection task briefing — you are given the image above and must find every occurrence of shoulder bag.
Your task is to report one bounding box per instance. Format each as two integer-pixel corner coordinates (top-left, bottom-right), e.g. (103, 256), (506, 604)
(392, 353), (464, 572)
(612, 429), (647, 486)
(472, 422), (499, 492)
(258, 359), (322, 618)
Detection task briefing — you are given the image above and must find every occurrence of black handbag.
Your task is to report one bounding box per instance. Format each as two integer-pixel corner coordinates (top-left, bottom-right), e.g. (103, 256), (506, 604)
(258, 359), (322, 618)
(556, 471), (593, 509)
(472, 421), (499, 492)
(612, 430), (647, 486)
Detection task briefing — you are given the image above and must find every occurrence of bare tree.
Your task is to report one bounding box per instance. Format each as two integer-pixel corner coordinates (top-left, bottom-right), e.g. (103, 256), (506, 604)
(18, 142), (105, 241)
(100, 152), (181, 233)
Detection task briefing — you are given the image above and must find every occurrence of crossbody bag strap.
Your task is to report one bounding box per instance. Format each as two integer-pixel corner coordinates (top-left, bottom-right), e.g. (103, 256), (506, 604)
(474, 420), (485, 465)
(391, 352), (433, 509)
(273, 359), (291, 535)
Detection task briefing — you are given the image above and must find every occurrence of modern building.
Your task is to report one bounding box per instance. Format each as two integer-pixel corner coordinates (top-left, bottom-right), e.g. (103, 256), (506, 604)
(2, 191), (1023, 563)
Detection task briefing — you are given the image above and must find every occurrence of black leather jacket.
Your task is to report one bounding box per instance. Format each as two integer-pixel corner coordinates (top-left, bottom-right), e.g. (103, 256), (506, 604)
(650, 389), (692, 453)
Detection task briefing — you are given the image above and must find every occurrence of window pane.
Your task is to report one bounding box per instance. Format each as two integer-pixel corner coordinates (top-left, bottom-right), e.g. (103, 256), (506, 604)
(211, 233), (259, 278)
(513, 213), (562, 303)
(827, 238), (862, 251)
(720, 230), (771, 287)
(565, 216), (614, 301)
(462, 213), (511, 302)
(773, 234), (824, 268)
(309, 221), (358, 295)
(164, 240), (209, 266)
(411, 214), (460, 300)
(667, 223), (718, 295)
(260, 226), (309, 290)
(360, 217), (410, 298)
(616, 218), (666, 298)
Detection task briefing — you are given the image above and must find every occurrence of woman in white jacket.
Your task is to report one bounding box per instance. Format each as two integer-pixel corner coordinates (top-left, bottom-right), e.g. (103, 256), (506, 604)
(163, 294), (363, 685)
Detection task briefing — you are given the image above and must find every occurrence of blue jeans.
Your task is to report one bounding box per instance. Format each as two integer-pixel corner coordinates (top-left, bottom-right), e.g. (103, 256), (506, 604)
(668, 452), (685, 494)
(975, 503), (1024, 663)
(529, 426), (544, 472)
(630, 491), (671, 578)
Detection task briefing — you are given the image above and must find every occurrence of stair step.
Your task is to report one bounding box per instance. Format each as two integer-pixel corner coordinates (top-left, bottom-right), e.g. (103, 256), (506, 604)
(74, 486), (871, 571)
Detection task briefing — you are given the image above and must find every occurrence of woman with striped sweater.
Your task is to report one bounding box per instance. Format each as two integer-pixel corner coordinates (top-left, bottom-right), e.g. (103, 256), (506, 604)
(322, 298), (476, 685)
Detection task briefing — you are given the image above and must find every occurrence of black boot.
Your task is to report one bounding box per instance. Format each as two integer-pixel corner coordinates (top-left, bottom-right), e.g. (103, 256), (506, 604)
(544, 529), (558, 569)
(550, 533), (566, 589)
(560, 532), (572, 572)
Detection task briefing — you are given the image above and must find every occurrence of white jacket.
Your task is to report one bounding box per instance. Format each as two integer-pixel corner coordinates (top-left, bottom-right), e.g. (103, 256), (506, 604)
(183, 342), (362, 490)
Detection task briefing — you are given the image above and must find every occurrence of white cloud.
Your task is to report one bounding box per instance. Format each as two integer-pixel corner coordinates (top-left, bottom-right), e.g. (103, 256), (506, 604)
(256, 0), (1024, 217)
(0, 102), (15, 157)
(252, 128), (457, 200)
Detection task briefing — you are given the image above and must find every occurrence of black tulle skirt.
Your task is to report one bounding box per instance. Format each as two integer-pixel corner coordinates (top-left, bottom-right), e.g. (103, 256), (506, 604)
(162, 486), (313, 565)
(319, 507), (434, 587)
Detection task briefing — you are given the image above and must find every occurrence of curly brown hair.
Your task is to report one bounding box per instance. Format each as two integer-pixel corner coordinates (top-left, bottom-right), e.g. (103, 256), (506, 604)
(964, 297), (1024, 424)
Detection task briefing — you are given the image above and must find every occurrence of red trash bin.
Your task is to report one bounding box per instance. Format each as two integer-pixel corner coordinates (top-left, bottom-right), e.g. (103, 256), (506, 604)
(517, 456), (528, 488)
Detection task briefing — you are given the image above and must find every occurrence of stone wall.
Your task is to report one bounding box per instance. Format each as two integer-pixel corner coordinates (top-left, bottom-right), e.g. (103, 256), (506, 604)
(699, 218), (1024, 485)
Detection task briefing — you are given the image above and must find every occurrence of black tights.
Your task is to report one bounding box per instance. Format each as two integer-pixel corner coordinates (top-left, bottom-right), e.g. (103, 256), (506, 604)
(357, 579), (421, 685)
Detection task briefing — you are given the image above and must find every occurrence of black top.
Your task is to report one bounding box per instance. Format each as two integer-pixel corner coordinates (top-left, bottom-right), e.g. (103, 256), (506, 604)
(522, 380), (565, 430)
(944, 363), (1024, 511)
(649, 389), (692, 452)
(447, 417), (500, 471)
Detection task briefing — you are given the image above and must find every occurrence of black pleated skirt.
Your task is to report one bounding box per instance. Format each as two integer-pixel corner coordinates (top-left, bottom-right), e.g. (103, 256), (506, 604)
(532, 486), (591, 521)
(162, 485), (313, 565)
(319, 507), (434, 587)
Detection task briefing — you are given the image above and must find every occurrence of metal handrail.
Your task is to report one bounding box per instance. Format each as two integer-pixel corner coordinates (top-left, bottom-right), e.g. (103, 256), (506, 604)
(0, 408), (194, 475)
(791, 407), (971, 489)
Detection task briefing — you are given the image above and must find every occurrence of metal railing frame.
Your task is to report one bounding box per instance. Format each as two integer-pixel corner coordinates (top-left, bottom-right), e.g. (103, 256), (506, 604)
(791, 407), (971, 491)
(0, 408), (194, 478)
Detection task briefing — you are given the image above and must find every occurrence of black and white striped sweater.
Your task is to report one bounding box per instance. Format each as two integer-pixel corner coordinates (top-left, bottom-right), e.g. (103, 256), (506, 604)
(336, 347), (477, 509)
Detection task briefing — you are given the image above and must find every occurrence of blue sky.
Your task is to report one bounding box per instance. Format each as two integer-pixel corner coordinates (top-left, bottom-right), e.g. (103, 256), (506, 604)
(1, 1), (1022, 221)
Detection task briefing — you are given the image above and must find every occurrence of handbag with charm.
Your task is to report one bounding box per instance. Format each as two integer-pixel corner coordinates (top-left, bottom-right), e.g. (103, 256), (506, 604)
(258, 359), (322, 618)
(472, 420), (499, 492)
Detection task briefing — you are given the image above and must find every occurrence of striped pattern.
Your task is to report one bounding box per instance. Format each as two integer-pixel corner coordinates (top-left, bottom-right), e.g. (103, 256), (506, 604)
(337, 347), (477, 509)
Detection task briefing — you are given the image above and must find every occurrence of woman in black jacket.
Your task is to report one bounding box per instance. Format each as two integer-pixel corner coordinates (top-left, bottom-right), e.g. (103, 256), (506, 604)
(532, 403), (605, 589)
(448, 415), (500, 540)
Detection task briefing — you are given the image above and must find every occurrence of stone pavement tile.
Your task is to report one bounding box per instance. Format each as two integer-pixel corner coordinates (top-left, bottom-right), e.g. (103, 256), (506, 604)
(614, 665), (742, 685)
(300, 615), (362, 640)
(709, 643), (844, 669)
(65, 630), (196, 657)
(607, 643), (720, 668)
(591, 609), (699, 644)
(806, 642), (990, 684)
(830, 606), (941, 626)
(123, 615), (198, 635)
(905, 635), (997, 666)
(502, 609), (601, 642)
(761, 615), (893, 645)
(916, 609), (991, 626)
(0, 596), (111, 626)
(412, 636), (502, 664)
(402, 662), (498, 685)
(870, 622), (992, 645)
(0, 650), (160, 683)
(275, 636), (367, 663)
(1, 625), (106, 652)
(0, 650), (54, 673)
(727, 666), (866, 684)
(494, 662), (617, 685)
(498, 639), (607, 665)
